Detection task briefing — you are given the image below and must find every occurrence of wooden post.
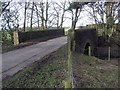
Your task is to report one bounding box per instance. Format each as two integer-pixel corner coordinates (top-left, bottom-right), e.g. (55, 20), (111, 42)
(108, 46), (110, 61)
(88, 46), (91, 56)
(13, 31), (19, 45)
(68, 34), (71, 81)
(64, 80), (72, 89)
(64, 31), (72, 89)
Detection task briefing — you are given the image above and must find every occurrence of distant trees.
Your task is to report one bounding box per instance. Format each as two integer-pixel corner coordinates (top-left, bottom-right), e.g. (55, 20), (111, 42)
(22, 1), (50, 31)
(0, 0), (70, 31)
(27, 1), (50, 30)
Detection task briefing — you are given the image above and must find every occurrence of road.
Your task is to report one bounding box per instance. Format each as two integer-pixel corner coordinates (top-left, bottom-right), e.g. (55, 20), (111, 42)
(1, 36), (67, 80)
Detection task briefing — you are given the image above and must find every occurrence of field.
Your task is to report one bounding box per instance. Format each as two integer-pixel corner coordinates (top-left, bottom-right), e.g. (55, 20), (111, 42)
(2, 44), (119, 88)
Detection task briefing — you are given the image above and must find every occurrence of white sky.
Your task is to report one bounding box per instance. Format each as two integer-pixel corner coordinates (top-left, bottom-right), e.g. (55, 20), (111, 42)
(0, 0), (99, 29)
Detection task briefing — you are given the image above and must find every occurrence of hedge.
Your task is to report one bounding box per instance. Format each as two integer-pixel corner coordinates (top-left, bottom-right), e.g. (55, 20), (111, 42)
(18, 28), (64, 43)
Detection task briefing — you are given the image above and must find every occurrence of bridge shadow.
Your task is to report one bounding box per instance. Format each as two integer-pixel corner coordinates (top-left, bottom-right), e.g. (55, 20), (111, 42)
(94, 47), (120, 60)
(82, 45), (120, 60)
(74, 45), (120, 60)
(84, 43), (90, 55)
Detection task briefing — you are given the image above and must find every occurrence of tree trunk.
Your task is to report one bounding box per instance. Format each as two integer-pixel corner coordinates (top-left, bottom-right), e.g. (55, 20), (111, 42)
(60, 12), (65, 28)
(60, 1), (66, 28)
(41, 2), (45, 30)
(35, 3), (40, 30)
(23, 2), (27, 32)
(45, 1), (48, 29)
(72, 8), (78, 30)
(56, 12), (59, 28)
(30, 2), (34, 31)
(71, 11), (74, 29)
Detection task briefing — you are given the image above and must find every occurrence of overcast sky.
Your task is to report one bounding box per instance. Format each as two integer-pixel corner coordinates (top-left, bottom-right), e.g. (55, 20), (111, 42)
(1, 0), (119, 30)
(0, 0), (99, 30)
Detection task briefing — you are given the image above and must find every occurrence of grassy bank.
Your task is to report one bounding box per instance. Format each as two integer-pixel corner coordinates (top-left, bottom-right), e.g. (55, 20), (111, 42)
(72, 52), (119, 88)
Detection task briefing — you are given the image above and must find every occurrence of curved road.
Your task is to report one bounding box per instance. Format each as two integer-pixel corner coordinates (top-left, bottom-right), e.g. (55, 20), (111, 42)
(1, 36), (67, 80)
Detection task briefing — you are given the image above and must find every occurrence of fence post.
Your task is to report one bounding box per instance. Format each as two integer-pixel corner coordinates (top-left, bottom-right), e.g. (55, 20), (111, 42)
(108, 46), (110, 61)
(64, 31), (72, 89)
(13, 31), (19, 45)
(88, 46), (91, 56)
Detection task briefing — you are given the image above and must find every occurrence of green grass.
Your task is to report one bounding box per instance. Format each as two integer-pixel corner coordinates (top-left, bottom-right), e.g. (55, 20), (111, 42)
(72, 52), (119, 88)
(3, 44), (68, 88)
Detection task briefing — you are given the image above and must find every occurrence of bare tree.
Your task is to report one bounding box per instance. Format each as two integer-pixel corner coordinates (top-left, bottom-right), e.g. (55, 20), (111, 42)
(41, 2), (45, 30)
(68, 2), (88, 29)
(52, 2), (60, 28)
(32, 1), (50, 30)
(105, 2), (120, 36)
(85, 2), (106, 34)
(85, 1), (119, 36)
(60, 1), (67, 28)
(23, 2), (29, 32)
(30, 2), (34, 31)
(49, 1), (67, 28)
(45, 0), (48, 29)
(1, 1), (11, 14)
(34, 2), (40, 30)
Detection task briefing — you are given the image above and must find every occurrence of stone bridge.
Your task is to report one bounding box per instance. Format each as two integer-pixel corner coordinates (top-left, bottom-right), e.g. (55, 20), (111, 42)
(74, 28), (120, 58)
(74, 28), (98, 55)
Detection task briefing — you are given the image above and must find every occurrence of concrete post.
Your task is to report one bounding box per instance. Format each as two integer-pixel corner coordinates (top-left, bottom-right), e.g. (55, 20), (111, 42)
(13, 31), (19, 45)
